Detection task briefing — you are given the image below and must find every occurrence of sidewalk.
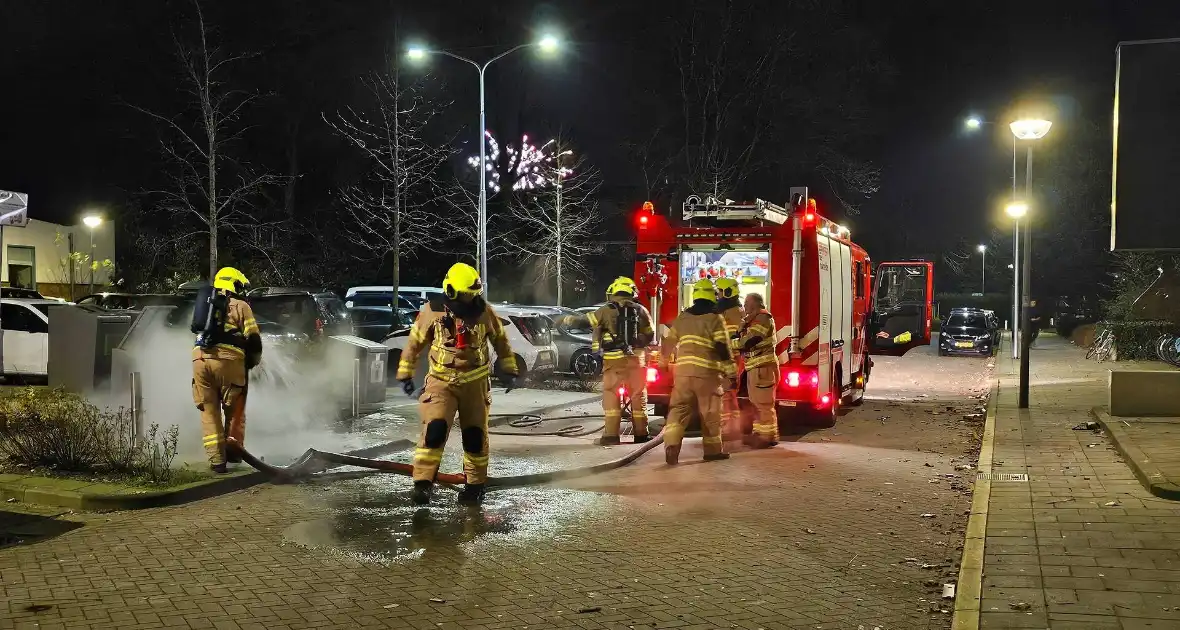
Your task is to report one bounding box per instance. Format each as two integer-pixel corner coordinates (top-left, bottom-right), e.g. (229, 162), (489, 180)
(968, 335), (1180, 629)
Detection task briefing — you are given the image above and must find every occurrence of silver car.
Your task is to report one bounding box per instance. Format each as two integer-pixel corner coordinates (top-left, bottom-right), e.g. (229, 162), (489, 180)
(526, 306), (600, 378)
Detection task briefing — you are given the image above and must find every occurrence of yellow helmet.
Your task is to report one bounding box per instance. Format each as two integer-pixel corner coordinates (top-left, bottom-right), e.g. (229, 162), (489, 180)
(606, 276), (637, 298)
(715, 277), (739, 299)
(213, 267), (249, 294)
(442, 262), (483, 299)
(691, 278), (717, 302)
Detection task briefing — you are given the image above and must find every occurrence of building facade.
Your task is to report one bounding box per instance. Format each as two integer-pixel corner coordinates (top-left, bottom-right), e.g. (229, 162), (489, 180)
(0, 218), (116, 300)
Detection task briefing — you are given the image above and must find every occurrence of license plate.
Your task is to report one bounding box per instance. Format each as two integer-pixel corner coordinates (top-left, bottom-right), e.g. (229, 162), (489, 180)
(777, 401), (797, 407)
(955, 341), (973, 348)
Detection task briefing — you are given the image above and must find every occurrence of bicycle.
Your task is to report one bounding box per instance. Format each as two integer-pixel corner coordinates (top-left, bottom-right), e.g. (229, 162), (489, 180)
(1087, 328), (1115, 362)
(1158, 332), (1180, 368)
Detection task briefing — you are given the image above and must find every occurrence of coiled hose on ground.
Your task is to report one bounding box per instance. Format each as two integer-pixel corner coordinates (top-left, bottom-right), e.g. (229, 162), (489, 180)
(230, 413), (663, 491)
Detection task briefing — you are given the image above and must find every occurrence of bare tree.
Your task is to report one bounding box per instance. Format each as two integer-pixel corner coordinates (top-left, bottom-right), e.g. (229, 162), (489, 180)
(505, 141), (603, 306)
(324, 69), (452, 301)
(130, 0), (282, 280)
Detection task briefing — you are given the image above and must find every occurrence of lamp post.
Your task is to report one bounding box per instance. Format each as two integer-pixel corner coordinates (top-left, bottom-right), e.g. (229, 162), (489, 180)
(408, 34), (559, 299)
(977, 244), (987, 294)
(1009, 118), (1053, 409)
(965, 116), (1020, 330)
(82, 214), (102, 296)
(1005, 202), (1028, 358)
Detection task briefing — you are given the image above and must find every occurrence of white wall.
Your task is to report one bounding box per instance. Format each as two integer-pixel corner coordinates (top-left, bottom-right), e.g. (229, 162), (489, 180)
(0, 218), (116, 287)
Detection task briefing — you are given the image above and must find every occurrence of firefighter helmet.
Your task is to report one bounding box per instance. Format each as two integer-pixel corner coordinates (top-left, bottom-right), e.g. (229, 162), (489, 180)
(691, 278), (717, 303)
(443, 262), (484, 299)
(606, 276), (638, 298)
(213, 267), (249, 295)
(715, 277), (739, 299)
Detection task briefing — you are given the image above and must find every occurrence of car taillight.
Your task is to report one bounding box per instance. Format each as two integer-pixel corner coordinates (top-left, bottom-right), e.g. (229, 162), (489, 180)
(646, 367), (659, 383)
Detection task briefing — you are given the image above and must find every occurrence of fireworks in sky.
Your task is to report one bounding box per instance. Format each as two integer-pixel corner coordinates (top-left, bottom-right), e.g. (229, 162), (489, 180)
(467, 131), (573, 193)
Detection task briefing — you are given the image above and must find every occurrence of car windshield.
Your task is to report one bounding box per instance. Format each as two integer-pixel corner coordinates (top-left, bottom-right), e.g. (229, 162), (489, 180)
(316, 296), (348, 319)
(249, 296), (317, 329)
(947, 313), (987, 328)
(349, 293), (415, 309)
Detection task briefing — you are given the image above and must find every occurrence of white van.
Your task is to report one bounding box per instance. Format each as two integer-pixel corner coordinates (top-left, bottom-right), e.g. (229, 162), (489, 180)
(345, 285), (444, 309)
(0, 299), (56, 377)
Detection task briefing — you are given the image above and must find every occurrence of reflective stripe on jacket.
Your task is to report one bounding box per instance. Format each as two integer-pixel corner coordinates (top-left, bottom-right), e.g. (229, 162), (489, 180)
(739, 310), (778, 369)
(661, 310), (736, 379)
(396, 300), (516, 383)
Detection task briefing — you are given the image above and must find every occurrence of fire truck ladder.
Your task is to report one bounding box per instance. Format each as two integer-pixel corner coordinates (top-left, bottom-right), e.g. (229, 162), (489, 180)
(681, 195), (791, 225)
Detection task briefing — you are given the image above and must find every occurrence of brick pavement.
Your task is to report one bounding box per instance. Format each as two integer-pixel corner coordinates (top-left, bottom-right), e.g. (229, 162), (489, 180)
(0, 352), (988, 630)
(976, 335), (1180, 629)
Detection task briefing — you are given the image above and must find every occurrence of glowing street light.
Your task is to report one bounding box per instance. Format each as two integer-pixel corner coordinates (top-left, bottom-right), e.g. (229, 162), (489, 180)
(407, 34), (561, 298)
(1010, 118), (1053, 408)
(965, 116), (983, 130)
(1005, 202), (1028, 218)
(977, 244), (987, 294)
(82, 213), (103, 295)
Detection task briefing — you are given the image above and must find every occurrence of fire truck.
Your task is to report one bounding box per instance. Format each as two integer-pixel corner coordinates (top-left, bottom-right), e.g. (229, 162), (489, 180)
(633, 188), (934, 429)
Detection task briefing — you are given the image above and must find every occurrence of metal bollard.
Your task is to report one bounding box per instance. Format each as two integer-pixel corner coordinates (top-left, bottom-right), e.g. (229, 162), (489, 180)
(130, 371), (143, 440)
(351, 358), (361, 418)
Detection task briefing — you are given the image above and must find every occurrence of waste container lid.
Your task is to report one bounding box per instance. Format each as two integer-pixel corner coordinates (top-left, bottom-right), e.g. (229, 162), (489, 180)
(327, 334), (389, 351)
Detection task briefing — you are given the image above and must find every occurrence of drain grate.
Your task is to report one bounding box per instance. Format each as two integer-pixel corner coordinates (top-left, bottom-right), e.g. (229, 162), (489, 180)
(976, 472), (1029, 482)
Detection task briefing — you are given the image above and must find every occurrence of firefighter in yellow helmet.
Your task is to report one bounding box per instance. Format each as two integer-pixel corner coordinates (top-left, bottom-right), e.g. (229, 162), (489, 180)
(574, 276), (655, 445)
(395, 262), (518, 506)
(191, 267), (262, 473)
(659, 278), (736, 464)
(737, 292), (780, 448)
(713, 277), (743, 440)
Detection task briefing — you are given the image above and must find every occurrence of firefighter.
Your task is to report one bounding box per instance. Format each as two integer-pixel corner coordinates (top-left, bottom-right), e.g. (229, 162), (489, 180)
(561, 278), (655, 444)
(395, 262), (518, 506)
(191, 267), (262, 473)
(714, 277), (743, 440)
(659, 278), (736, 465)
(737, 292), (779, 448)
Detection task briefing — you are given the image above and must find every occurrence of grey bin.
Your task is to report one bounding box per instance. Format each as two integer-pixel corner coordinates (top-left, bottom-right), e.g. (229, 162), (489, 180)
(326, 335), (391, 408)
(48, 304), (137, 394)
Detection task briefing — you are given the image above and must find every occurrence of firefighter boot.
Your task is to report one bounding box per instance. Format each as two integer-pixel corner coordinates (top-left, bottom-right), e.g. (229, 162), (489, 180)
(211, 463), (228, 474)
(704, 452), (732, 462)
(665, 444), (681, 465)
(743, 434), (778, 449)
(596, 436), (621, 446)
(633, 434), (652, 444)
(411, 480), (434, 506)
(457, 483), (486, 505)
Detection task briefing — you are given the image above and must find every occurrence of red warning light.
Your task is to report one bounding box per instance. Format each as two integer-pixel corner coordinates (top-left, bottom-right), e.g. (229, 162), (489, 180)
(638, 214), (649, 227)
(804, 198), (817, 223)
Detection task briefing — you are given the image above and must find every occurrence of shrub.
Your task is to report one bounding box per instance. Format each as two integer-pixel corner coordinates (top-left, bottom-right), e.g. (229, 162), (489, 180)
(1099, 320), (1172, 362)
(0, 388), (180, 482)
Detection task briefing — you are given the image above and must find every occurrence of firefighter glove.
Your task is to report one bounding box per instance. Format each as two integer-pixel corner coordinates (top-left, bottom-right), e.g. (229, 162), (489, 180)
(400, 378), (416, 397)
(498, 372), (519, 393)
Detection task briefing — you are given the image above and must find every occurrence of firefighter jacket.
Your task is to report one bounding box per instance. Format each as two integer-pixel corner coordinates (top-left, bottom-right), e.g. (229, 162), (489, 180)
(192, 296), (262, 368)
(660, 302), (736, 379)
(717, 302), (743, 353)
(396, 297), (517, 385)
(738, 309), (778, 369)
(587, 297), (654, 365)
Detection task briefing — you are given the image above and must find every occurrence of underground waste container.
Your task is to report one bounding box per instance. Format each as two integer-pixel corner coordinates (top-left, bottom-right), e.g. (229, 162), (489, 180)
(326, 335), (391, 409)
(48, 304), (137, 394)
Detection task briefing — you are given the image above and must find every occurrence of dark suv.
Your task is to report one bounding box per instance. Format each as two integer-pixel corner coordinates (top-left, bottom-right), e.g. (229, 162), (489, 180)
(247, 291), (351, 340)
(939, 308), (999, 356)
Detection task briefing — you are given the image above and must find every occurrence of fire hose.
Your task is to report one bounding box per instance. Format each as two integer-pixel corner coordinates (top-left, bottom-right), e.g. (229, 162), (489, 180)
(229, 413), (664, 491)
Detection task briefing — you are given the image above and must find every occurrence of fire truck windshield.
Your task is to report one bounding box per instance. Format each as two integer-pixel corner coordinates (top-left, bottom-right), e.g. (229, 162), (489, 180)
(678, 246), (769, 307)
(874, 265), (928, 310)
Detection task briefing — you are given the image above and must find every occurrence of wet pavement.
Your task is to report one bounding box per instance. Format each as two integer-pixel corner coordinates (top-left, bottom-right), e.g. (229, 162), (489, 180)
(0, 346), (992, 629)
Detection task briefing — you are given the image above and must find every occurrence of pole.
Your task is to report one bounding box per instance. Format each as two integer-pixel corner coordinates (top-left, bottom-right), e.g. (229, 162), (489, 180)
(981, 248), (986, 294)
(68, 232), (75, 302)
(477, 67), (488, 298)
(1011, 134), (1020, 358)
(1018, 145), (1033, 408)
(88, 228), (95, 295)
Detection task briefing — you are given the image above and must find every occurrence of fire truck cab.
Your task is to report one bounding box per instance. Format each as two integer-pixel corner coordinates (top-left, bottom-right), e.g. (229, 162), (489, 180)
(634, 188), (934, 431)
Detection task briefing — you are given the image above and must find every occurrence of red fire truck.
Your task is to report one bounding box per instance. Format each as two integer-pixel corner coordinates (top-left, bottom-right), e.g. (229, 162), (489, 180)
(634, 188), (934, 429)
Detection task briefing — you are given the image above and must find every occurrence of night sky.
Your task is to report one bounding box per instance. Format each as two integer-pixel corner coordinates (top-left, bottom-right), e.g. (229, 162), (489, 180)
(5, 1), (1180, 290)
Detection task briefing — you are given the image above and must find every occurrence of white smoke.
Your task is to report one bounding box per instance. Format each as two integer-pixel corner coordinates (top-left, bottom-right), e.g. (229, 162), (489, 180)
(108, 319), (381, 466)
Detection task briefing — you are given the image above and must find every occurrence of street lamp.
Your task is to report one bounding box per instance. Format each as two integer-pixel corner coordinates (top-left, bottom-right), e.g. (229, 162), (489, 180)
(82, 214), (102, 296)
(1005, 201), (1028, 358)
(965, 116), (983, 130)
(408, 34), (560, 299)
(977, 244), (987, 294)
(1009, 119), (1052, 409)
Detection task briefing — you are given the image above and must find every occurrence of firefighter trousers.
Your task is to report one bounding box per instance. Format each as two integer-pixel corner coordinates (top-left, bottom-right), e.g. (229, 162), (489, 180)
(747, 363), (780, 439)
(720, 388), (740, 438)
(413, 375), (491, 485)
(601, 359), (648, 437)
(192, 356), (248, 466)
(664, 375), (725, 456)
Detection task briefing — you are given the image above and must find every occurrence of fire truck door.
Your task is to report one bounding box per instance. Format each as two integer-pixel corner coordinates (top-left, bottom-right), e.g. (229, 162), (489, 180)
(822, 235), (853, 390)
(868, 261), (934, 356)
(816, 237), (833, 399)
(837, 241), (856, 381)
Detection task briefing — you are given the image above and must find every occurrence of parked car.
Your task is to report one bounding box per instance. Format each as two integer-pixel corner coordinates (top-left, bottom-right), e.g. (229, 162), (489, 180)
(349, 305), (417, 342)
(382, 304), (559, 380)
(246, 286), (332, 298)
(524, 306), (600, 377)
(346, 285), (445, 305)
(574, 303), (606, 315)
(75, 293), (188, 310)
(0, 298), (57, 378)
(247, 291), (351, 339)
(0, 288), (45, 300)
(343, 290), (420, 310)
(938, 308), (999, 357)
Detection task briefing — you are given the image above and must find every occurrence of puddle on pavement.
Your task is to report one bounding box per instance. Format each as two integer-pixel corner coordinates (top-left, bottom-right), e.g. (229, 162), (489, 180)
(283, 454), (607, 564)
